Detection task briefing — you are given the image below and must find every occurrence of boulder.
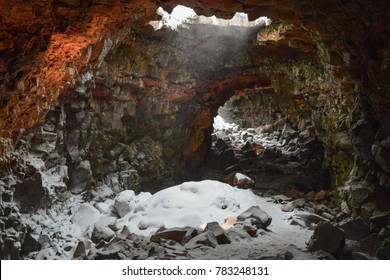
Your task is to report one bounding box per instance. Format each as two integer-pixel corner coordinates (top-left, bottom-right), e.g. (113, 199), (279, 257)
(307, 222), (345, 256)
(185, 231), (218, 249)
(282, 198), (305, 212)
(205, 222), (231, 244)
(68, 160), (92, 194)
(372, 144), (390, 173)
(91, 224), (116, 244)
(233, 172), (254, 188)
(113, 190), (136, 218)
(150, 227), (197, 244)
(339, 217), (371, 241)
(370, 211), (390, 229)
(73, 240), (89, 259)
(237, 206), (272, 229)
(21, 232), (41, 255)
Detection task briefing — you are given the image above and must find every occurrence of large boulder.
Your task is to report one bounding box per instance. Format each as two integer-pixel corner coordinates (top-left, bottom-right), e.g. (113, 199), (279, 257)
(307, 222), (345, 256)
(233, 173), (254, 188)
(150, 227), (197, 244)
(113, 190), (136, 218)
(237, 206), (272, 229)
(205, 222), (231, 244)
(338, 217), (371, 241)
(185, 231), (218, 249)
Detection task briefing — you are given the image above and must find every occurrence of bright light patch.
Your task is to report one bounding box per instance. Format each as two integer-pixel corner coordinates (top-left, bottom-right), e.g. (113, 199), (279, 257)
(171, 5), (197, 21)
(150, 5), (271, 31)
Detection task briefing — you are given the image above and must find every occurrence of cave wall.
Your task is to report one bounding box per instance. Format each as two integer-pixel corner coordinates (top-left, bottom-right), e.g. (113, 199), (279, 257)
(0, 0), (390, 248)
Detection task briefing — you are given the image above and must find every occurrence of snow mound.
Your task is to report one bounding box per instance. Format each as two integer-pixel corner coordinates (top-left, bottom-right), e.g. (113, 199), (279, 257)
(117, 180), (261, 236)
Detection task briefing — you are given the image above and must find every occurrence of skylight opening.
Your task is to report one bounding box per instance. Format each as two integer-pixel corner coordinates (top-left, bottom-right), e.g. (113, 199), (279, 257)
(150, 5), (271, 31)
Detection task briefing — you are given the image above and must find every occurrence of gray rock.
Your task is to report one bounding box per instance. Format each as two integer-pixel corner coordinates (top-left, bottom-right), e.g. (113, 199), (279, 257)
(91, 224), (116, 244)
(205, 222), (231, 244)
(21, 233), (41, 255)
(73, 240), (89, 259)
(185, 231), (218, 249)
(150, 227), (197, 244)
(233, 172), (254, 188)
(226, 227), (251, 241)
(277, 244), (318, 260)
(13, 173), (46, 213)
(282, 199), (305, 212)
(237, 206), (272, 229)
(113, 190), (135, 218)
(372, 144), (390, 173)
(339, 217), (370, 241)
(370, 211), (390, 229)
(270, 195), (293, 203)
(281, 123), (298, 139)
(68, 160), (92, 194)
(307, 222), (345, 256)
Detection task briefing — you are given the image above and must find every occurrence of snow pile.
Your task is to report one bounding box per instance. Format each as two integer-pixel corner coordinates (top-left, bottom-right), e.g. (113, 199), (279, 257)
(21, 180), (313, 259)
(117, 180), (260, 236)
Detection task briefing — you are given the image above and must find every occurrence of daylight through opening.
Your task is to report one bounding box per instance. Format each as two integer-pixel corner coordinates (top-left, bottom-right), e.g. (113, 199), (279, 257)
(150, 5), (271, 30)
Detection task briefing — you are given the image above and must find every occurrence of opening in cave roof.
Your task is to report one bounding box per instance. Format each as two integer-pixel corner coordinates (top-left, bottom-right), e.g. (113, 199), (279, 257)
(150, 5), (272, 30)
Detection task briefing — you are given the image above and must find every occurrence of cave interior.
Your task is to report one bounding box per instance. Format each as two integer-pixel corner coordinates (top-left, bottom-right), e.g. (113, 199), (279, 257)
(0, 0), (390, 260)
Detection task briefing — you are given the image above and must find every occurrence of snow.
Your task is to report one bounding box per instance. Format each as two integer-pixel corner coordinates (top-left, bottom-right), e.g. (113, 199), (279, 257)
(21, 179), (313, 259)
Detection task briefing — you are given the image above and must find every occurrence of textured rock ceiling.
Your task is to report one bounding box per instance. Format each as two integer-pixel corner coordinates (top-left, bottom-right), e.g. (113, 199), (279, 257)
(1, 0), (389, 142)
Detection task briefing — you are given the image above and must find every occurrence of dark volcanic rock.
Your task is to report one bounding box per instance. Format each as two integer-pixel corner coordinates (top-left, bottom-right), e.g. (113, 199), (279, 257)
(21, 233), (41, 255)
(307, 222), (345, 257)
(150, 227), (197, 244)
(185, 231), (218, 249)
(205, 222), (231, 244)
(339, 217), (371, 241)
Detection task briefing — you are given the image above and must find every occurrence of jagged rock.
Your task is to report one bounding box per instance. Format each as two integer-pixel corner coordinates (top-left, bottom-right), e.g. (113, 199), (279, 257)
(281, 123), (298, 139)
(271, 195), (293, 203)
(339, 217), (371, 241)
(21, 232), (41, 255)
(205, 222), (231, 244)
(233, 172), (254, 188)
(68, 160), (92, 194)
(237, 206), (272, 229)
(226, 227), (251, 241)
(307, 222), (345, 256)
(150, 227), (197, 244)
(282, 198), (305, 212)
(243, 222), (259, 237)
(73, 240), (89, 259)
(351, 120), (375, 161)
(13, 173), (46, 212)
(185, 231), (218, 249)
(113, 190), (136, 218)
(372, 144), (390, 173)
(91, 222), (116, 244)
(370, 212), (390, 229)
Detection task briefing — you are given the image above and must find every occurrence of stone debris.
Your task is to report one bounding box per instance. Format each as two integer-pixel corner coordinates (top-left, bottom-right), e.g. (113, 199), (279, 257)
(205, 222), (231, 244)
(237, 206), (272, 229)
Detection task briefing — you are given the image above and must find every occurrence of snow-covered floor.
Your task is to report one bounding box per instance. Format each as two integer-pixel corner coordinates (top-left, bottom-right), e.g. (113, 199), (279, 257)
(21, 180), (313, 259)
